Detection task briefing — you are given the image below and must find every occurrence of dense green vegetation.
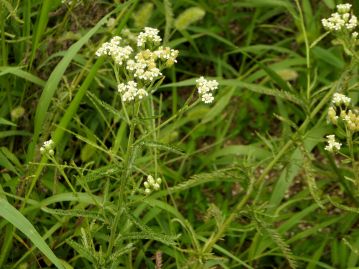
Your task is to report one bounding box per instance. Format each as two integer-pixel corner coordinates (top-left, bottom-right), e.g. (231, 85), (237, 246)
(0, 0), (359, 268)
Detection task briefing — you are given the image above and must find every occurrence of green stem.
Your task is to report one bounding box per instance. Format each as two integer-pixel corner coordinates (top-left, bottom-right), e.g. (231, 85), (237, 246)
(294, 0), (311, 99)
(50, 156), (77, 195)
(133, 99), (200, 146)
(347, 131), (358, 185)
(107, 102), (139, 256)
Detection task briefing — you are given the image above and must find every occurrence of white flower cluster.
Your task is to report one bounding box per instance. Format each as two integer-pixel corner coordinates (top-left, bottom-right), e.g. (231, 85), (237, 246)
(96, 28), (180, 103)
(95, 36), (133, 65)
(196, 76), (219, 104)
(342, 109), (359, 132)
(327, 92), (359, 132)
(332, 93), (351, 106)
(137, 27), (162, 47)
(322, 3), (358, 35)
(40, 139), (55, 156)
(117, 81), (148, 102)
(143, 175), (162, 194)
(324, 135), (341, 152)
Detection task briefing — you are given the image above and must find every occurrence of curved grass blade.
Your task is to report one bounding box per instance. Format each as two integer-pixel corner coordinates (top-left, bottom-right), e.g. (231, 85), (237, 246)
(0, 198), (64, 269)
(0, 66), (45, 86)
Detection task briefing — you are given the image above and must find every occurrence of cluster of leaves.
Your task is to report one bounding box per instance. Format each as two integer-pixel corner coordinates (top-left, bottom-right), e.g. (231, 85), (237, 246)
(0, 0), (358, 268)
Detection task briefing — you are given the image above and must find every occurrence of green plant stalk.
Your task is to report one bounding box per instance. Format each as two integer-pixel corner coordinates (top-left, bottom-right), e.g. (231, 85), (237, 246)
(201, 82), (338, 254)
(29, 0), (51, 68)
(0, 15), (7, 66)
(294, 0), (311, 100)
(133, 98), (200, 146)
(0, 225), (15, 268)
(107, 102), (139, 257)
(346, 130), (358, 185)
(49, 156), (77, 195)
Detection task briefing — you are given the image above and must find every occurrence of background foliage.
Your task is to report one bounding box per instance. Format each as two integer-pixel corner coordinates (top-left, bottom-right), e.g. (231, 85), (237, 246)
(0, 0), (358, 268)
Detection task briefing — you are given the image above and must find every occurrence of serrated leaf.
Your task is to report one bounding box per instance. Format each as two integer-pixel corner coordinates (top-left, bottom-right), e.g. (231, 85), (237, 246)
(144, 141), (185, 155)
(109, 243), (135, 263)
(86, 91), (127, 123)
(120, 210), (178, 246)
(327, 196), (359, 213)
(81, 165), (122, 184)
(41, 207), (105, 222)
(66, 239), (95, 263)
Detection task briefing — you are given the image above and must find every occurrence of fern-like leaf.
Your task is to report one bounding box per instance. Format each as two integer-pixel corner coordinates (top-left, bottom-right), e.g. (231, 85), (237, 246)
(254, 214), (298, 269)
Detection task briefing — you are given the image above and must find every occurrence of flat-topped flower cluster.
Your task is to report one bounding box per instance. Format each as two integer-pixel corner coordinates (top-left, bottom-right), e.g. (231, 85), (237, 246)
(96, 27), (219, 104)
(321, 3), (358, 38)
(96, 27), (179, 103)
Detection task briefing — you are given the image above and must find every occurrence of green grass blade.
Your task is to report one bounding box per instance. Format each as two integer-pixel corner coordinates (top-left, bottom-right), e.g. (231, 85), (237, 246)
(29, 0), (51, 67)
(0, 198), (64, 269)
(0, 66), (45, 86)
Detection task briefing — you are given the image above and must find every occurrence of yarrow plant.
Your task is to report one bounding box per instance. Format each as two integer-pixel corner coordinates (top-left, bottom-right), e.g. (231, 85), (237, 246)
(322, 4), (359, 186)
(69, 26), (221, 268)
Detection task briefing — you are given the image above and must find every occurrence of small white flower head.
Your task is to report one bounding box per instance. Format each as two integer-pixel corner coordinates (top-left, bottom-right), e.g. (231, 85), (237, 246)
(137, 27), (162, 47)
(117, 81), (149, 102)
(332, 93), (351, 106)
(112, 45), (133, 65)
(144, 188), (152, 195)
(324, 135), (341, 152)
(196, 76), (219, 104)
(143, 175), (162, 194)
(95, 37), (133, 66)
(154, 46), (179, 67)
(144, 181), (150, 189)
(147, 175), (155, 185)
(117, 83), (126, 94)
(137, 88), (148, 99)
(346, 14), (358, 30)
(337, 3), (352, 14)
(95, 36), (122, 57)
(40, 139), (55, 156)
